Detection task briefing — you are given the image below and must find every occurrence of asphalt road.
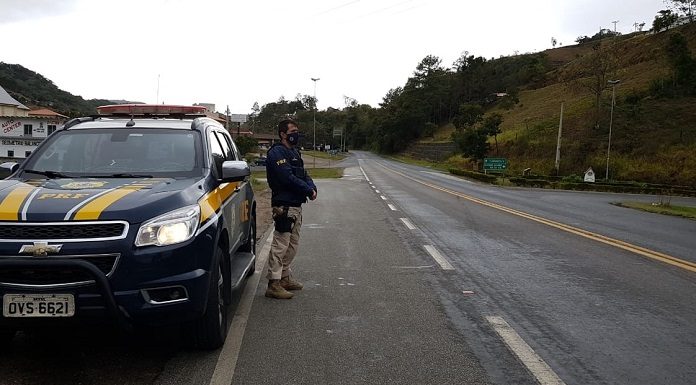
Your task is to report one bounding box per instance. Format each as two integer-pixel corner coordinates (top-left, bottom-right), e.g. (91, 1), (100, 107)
(2, 152), (695, 385)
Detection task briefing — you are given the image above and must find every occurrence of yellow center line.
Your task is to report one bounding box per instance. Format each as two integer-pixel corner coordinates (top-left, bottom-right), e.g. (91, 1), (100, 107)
(375, 161), (696, 273)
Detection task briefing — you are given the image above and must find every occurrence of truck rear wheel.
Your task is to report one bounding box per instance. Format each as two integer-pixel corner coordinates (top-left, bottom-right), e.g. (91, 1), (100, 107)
(191, 246), (228, 350)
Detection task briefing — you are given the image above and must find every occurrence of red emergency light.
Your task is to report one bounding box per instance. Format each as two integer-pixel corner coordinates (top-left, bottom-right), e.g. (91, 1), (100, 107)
(97, 104), (208, 116)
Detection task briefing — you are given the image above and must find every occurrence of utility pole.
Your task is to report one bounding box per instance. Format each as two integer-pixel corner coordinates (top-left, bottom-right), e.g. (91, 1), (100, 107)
(311, 77), (320, 151)
(612, 20), (619, 33)
(606, 80), (621, 181)
(156, 74), (160, 105)
(225, 105), (230, 131)
(554, 102), (564, 175)
(311, 77), (320, 169)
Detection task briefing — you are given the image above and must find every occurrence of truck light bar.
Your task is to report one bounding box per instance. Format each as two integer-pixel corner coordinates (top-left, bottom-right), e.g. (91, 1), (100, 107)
(97, 104), (208, 116)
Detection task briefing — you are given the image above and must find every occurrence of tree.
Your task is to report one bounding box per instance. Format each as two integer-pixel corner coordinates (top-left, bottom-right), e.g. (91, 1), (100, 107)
(453, 127), (489, 161)
(453, 103), (483, 129)
(482, 113), (503, 155)
(665, 0), (695, 22)
(564, 43), (618, 129)
(659, 32), (696, 102)
(653, 10), (679, 32)
(234, 136), (259, 156)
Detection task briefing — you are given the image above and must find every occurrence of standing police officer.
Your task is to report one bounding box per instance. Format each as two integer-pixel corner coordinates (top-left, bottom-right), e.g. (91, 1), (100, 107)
(265, 119), (317, 299)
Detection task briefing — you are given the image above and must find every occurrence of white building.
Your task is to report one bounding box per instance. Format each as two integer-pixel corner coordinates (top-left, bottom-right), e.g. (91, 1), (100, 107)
(0, 85), (68, 160)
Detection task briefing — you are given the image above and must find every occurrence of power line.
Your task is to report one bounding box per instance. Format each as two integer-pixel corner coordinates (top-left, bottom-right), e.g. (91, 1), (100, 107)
(352, 0), (415, 21)
(312, 0), (361, 17)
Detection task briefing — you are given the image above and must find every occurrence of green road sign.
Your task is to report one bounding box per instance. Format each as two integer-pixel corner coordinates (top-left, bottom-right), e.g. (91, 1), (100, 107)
(484, 158), (507, 172)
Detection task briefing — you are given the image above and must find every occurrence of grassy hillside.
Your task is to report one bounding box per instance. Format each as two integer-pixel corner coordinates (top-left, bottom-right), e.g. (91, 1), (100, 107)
(425, 23), (696, 186)
(0, 62), (139, 117)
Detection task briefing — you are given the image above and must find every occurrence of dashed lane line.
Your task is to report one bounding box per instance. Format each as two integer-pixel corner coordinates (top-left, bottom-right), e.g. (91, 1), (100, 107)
(423, 245), (455, 270)
(376, 161), (696, 273)
(400, 217), (417, 230)
(388, 204), (397, 211)
(486, 316), (566, 385)
(359, 165), (371, 182)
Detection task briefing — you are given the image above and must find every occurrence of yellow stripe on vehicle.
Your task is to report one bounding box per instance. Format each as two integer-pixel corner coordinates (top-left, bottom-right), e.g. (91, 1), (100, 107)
(376, 162), (696, 274)
(0, 185), (37, 221)
(73, 185), (145, 220)
(199, 182), (240, 224)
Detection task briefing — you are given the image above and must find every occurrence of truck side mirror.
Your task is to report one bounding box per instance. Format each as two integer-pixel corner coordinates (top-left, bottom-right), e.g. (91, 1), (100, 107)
(0, 162), (19, 178)
(221, 161), (250, 182)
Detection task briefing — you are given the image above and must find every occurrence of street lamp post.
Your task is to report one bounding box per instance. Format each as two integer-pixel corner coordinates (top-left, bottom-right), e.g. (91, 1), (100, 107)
(606, 79), (621, 181)
(311, 77), (320, 152)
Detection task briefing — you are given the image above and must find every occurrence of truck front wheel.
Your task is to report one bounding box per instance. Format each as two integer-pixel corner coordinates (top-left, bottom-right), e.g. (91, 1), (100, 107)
(191, 246), (228, 350)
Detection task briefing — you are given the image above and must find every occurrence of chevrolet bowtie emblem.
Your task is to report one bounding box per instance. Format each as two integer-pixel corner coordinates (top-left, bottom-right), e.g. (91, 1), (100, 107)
(19, 242), (63, 257)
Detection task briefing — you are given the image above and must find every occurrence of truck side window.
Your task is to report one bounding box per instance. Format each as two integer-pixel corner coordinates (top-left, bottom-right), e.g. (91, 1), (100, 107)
(214, 131), (236, 161)
(225, 135), (243, 161)
(209, 131), (225, 176)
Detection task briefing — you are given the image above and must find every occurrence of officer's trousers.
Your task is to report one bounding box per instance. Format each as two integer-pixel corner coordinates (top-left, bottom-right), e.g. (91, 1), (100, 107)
(266, 206), (303, 280)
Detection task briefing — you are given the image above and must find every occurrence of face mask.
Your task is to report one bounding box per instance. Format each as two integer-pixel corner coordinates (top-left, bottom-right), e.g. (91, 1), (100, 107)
(287, 132), (300, 145)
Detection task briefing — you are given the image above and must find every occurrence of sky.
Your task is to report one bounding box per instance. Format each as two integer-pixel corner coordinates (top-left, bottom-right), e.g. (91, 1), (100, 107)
(0, 0), (668, 114)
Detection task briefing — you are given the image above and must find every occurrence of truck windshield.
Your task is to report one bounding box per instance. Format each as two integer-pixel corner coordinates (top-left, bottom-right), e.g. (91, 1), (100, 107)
(22, 129), (204, 178)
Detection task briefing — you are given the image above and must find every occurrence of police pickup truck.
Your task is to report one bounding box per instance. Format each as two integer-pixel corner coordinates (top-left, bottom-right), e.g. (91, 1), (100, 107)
(0, 105), (256, 349)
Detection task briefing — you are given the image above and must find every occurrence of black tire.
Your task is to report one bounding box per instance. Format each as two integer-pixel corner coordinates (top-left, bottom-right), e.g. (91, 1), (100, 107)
(239, 215), (256, 254)
(191, 246), (228, 350)
(239, 216), (257, 277)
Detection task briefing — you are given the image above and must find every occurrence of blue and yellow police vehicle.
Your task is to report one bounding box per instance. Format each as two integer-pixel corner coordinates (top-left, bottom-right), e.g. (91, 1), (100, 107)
(0, 104), (256, 349)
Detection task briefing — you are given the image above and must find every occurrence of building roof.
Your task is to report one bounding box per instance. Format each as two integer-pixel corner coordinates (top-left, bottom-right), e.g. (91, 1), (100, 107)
(28, 108), (69, 119)
(251, 133), (279, 140)
(0, 84), (29, 110)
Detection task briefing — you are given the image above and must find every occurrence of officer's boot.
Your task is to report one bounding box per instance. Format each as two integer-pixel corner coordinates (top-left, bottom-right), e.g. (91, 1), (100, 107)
(265, 279), (294, 299)
(280, 276), (303, 291)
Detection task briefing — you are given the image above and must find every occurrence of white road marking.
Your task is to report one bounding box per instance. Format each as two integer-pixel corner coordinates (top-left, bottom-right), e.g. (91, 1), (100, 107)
(359, 166), (371, 182)
(375, 189), (380, 193)
(387, 204), (397, 211)
(400, 217), (417, 230)
(380, 195), (387, 200)
(423, 245), (454, 270)
(209, 227), (274, 385)
(462, 290), (475, 295)
(486, 316), (566, 385)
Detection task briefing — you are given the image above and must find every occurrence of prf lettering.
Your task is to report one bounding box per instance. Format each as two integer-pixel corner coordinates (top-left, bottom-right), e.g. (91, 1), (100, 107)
(38, 193), (90, 200)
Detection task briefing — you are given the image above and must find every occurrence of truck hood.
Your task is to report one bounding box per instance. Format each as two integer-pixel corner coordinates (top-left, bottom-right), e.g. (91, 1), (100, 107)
(0, 177), (205, 223)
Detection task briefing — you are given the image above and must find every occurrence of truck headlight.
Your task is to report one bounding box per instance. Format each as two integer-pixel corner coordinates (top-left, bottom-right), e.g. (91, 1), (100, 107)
(135, 205), (200, 247)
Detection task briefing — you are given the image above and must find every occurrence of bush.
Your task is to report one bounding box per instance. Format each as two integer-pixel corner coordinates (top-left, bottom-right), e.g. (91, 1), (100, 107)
(449, 168), (498, 183)
(561, 174), (583, 183)
(234, 136), (259, 156)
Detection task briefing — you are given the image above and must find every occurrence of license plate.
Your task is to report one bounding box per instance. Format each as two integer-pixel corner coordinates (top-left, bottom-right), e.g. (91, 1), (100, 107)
(2, 294), (75, 318)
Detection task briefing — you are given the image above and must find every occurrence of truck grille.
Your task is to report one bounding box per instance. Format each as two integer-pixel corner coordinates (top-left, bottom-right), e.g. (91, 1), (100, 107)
(0, 222), (127, 241)
(0, 254), (119, 287)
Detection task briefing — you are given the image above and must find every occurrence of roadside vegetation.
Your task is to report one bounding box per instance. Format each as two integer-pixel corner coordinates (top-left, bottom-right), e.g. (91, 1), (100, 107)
(615, 202), (696, 220)
(241, 6), (696, 188)
(303, 150), (348, 161)
(5, 5), (695, 188)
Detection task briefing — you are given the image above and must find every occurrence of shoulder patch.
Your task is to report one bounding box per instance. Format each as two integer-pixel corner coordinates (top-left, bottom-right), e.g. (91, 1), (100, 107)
(276, 159), (287, 165)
